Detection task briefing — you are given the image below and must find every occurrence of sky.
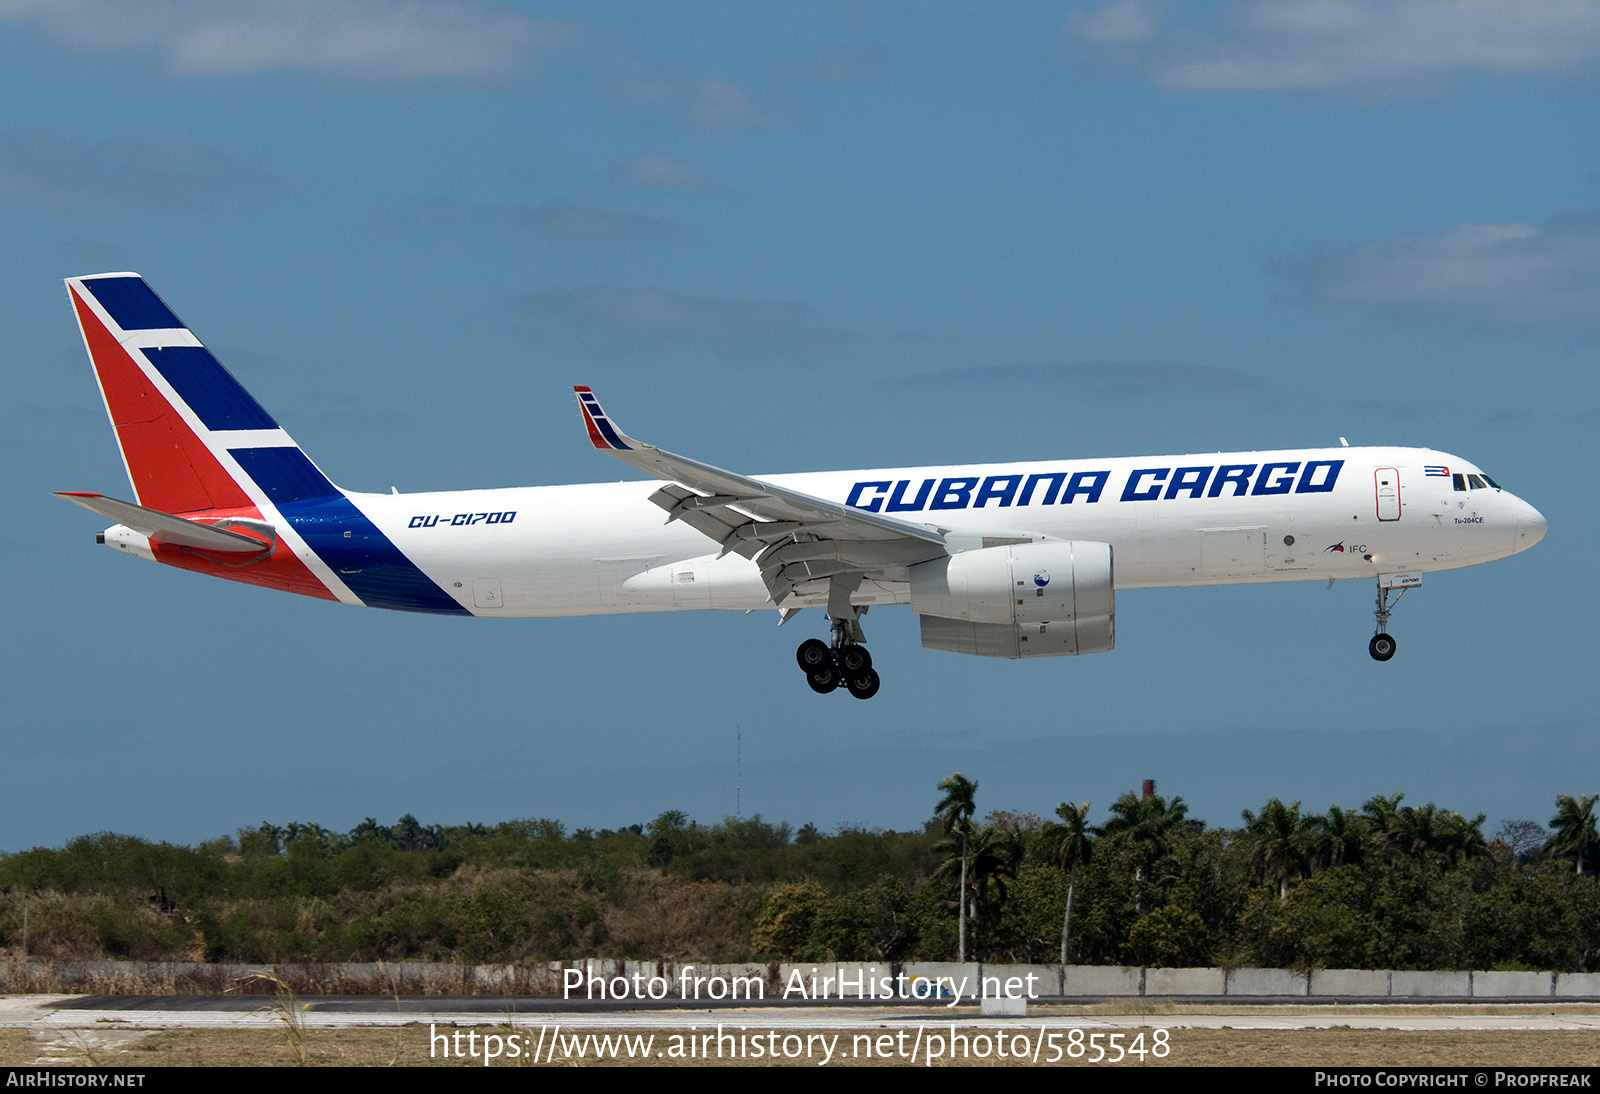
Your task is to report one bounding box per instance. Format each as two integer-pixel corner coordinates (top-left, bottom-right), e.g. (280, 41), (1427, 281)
(5, 1), (1597, 851)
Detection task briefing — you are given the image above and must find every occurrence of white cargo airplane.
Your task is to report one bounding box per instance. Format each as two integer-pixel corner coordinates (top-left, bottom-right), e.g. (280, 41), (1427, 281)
(57, 273), (1547, 699)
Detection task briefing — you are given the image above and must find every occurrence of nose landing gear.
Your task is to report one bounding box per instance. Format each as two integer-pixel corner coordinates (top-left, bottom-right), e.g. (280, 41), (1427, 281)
(1368, 632), (1397, 661)
(1369, 578), (1412, 661)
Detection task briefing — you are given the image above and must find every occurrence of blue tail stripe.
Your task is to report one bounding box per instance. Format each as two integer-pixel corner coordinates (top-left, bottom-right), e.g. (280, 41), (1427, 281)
(229, 447), (470, 615)
(230, 446), (340, 504)
(593, 416), (629, 450)
(85, 276), (184, 331)
(144, 346), (279, 431)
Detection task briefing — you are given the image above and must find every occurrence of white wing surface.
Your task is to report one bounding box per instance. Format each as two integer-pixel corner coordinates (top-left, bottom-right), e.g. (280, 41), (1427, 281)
(574, 386), (948, 608)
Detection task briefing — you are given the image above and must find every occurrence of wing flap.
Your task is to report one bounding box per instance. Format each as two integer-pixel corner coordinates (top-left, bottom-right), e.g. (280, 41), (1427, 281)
(648, 483), (767, 560)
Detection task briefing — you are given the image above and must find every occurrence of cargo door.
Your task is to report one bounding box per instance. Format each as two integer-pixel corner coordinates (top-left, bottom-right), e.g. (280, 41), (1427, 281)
(1375, 468), (1401, 522)
(1200, 527), (1265, 577)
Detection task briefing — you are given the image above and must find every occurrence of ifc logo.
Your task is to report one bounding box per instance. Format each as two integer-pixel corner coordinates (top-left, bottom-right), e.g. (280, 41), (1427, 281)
(1033, 570), (1050, 588)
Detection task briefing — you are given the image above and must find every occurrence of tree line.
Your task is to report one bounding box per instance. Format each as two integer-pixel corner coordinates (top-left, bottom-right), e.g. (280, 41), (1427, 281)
(0, 790), (1595, 971)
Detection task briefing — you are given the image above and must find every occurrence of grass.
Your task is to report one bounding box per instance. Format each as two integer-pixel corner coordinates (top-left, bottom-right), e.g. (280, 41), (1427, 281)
(250, 975), (310, 1066)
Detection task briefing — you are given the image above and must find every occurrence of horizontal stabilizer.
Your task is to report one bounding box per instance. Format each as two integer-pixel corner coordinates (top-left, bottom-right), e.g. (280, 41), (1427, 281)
(54, 492), (271, 553)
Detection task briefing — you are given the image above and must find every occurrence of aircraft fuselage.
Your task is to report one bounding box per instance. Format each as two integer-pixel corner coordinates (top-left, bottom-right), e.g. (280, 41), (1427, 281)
(113, 447), (1536, 618)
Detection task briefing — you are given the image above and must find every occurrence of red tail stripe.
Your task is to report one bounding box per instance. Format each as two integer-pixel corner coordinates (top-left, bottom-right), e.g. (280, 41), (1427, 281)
(71, 286), (337, 601)
(73, 287), (255, 514)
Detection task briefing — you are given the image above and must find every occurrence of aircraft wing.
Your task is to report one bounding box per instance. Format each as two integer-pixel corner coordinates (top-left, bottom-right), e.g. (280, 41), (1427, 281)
(574, 387), (947, 607)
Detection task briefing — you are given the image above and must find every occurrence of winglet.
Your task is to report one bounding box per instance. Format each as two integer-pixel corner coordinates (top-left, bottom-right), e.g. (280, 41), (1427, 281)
(573, 386), (635, 451)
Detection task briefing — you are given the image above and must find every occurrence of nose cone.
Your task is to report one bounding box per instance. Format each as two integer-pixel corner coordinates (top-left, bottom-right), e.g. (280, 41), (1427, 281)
(1513, 499), (1547, 552)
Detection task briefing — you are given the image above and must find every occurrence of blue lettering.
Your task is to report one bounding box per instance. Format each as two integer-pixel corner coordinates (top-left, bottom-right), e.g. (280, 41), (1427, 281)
(1062, 470), (1108, 504)
(1253, 462), (1301, 496)
(1296, 459), (1343, 493)
(886, 478), (933, 512)
(847, 480), (891, 513)
(1207, 464), (1255, 498)
(973, 475), (1021, 508)
(1164, 466), (1213, 500)
(931, 477), (979, 510)
(1121, 468), (1169, 502)
(1018, 472), (1067, 506)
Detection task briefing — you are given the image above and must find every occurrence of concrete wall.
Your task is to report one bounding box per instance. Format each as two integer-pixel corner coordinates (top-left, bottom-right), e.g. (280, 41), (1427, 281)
(1062, 965), (1141, 996)
(1556, 972), (1600, 998)
(1471, 971), (1553, 998)
(1226, 968), (1308, 996)
(3, 958), (1595, 999)
(1309, 969), (1389, 997)
(1392, 971), (1471, 997)
(1144, 967), (1224, 995)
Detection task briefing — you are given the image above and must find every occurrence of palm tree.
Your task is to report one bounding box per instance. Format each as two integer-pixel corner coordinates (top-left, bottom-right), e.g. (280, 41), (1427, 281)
(1395, 801), (1447, 858)
(1361, 792), (1406, 862)
(1435, 810), (1487, 868)
(935, 773), (978, 961)
(1241, 798), (1311, 900)
(1044, 801), (1093, 965)
(1360, 794), (1485, 871)
(967, 824), (1023, 954)
(1308, 805), (1369, 872)
(1099, 789), (1196, 913)
(1548, 794), (1600, 877)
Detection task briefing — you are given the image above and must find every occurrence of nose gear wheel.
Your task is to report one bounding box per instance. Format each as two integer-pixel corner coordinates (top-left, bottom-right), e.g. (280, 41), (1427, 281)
(1369, 581), (1409, 661)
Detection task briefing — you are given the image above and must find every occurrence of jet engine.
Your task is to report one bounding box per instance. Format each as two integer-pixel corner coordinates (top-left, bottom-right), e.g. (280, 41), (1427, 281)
(910, 540), (1114, 658)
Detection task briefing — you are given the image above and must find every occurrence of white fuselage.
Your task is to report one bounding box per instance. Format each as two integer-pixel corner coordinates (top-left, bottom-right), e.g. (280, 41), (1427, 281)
(326, 445), (1544, 618)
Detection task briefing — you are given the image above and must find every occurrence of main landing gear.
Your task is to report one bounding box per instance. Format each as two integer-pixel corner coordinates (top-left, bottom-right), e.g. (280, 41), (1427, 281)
(796, 598), (882, 700)
(796, 637), (881, 699)
(1369, 580), (1408, 662)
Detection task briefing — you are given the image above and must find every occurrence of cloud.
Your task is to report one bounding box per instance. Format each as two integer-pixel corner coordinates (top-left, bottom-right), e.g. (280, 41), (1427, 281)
(683, 80), (776, 128)
(1071, 0), (1159, 44)
(519, 284), (842, 361)
(605, 55), (782, 129)
(1283, 212), (1600, 327)
(1066, 0), (1600, 95)
(0, 130), (275, 209)
(0, 0), (572, 80)
(612, 153), (709, 190)
(512, 204), (669, 241)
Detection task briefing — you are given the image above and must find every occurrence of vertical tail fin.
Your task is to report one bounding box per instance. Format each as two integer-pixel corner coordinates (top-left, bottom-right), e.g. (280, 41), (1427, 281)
(65, 274), (470, 615)
(66, 273), (339, 514)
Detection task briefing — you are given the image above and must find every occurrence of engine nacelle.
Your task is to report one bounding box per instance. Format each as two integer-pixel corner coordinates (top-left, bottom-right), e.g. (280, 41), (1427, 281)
(910, 540), (1114, 658)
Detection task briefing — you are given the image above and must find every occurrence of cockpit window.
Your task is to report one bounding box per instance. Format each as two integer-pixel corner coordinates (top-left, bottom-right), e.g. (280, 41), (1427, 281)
(1452, 474), (1467, 492)
(1467, 473), (1487, 490)
(1481, 474), (1501, 489)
